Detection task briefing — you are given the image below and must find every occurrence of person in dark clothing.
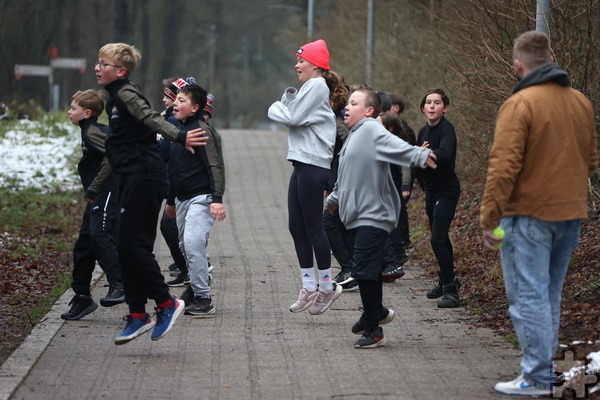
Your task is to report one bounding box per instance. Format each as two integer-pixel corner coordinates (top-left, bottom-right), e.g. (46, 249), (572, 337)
(415, 88), (461, 308)
(95, 43), (207, 345)
(388, 94), (417, 252)
(380, 114), (412, 282)
(322, 72), (356, 291)
(158, 77), (189, 284)
(62, 89), (125, 321)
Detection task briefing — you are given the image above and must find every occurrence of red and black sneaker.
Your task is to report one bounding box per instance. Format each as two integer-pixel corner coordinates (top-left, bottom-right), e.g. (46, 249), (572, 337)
(354, 327), (386, 349)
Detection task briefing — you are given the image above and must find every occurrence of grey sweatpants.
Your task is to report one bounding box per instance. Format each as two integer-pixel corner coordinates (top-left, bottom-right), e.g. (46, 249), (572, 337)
(175, 194), (214, 298)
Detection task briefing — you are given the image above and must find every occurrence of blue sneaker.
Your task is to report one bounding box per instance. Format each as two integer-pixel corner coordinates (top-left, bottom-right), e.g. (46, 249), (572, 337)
(114, 314), (155, 345)
(151, 296), (184, 341)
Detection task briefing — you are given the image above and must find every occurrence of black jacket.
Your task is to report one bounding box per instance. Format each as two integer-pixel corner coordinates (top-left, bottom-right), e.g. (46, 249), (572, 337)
(77, 116), (113, 199)
(104, 79), (185, 176)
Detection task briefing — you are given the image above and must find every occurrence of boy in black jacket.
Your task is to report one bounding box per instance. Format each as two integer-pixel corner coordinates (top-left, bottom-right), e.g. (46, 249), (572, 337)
(95, 43), (207, 344)
(63, 89), (124, 320)
(164, 82), (226, 316)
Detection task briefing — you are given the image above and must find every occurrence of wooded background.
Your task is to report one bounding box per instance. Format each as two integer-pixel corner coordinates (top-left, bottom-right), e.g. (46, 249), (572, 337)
(1, 0), (598, 184)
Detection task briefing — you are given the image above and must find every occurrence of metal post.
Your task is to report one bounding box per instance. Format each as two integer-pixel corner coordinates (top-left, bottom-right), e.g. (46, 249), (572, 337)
(307, 0), (313, 40)
(536, 0), (550, 34)
(366, 0), (373, 83)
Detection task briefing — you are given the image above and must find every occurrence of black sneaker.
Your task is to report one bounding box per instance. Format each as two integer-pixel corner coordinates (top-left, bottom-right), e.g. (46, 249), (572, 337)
(184, 295), (215, 316)
(352, 308), (395, 335)
(179, 285), (194, 305)
(100, 282), (125, 307)
(167, 272), (190, 287)
(427, 277), (460, 299)
(382, 262), (405, 282)
(169, 263), (183, 277)
(354, 327), (386, 349)
(334, 271), (354, 285)
(342, 279), (359, 292)
(61, 295), (98, 320)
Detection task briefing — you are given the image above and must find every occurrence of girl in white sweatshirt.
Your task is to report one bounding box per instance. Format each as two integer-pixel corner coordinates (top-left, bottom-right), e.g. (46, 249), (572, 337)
(268, 39), (344, 315)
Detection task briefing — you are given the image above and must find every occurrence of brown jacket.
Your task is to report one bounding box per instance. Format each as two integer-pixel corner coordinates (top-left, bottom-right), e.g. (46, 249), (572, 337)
(481, 67), (597, 229)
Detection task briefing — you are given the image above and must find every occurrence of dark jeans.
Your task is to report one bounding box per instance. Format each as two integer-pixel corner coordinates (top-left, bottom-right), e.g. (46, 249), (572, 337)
(425, 190), (460, 285)
(116, 174), (171, 313)
(288, 162), (331, 270)
(72, 188), (122, 296)
(160, 211), (188, 274)
(350, 226), (388, 333)
(323, 208), (353, 273)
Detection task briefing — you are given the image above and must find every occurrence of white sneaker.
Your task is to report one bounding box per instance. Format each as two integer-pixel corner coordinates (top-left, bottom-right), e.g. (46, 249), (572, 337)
(289, 288), (318, 313)
(495, 375), (552, 396)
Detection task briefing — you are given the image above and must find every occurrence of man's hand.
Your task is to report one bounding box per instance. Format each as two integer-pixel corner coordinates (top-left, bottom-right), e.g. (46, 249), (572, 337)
(185, 127), (208, 153)
(482, 228), (503, 250)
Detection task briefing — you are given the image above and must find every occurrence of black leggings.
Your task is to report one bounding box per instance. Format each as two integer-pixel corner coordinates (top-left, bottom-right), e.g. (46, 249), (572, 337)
(288, 162), (331, 270)
(425, 191), (460, 285)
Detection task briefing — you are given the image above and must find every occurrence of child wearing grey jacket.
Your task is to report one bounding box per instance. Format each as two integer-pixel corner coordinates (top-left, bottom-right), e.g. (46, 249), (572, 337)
(326, 89), (437, 348)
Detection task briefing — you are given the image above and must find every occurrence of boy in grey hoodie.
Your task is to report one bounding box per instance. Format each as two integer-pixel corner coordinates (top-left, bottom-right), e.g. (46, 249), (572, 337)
(326, 89), (437, 348)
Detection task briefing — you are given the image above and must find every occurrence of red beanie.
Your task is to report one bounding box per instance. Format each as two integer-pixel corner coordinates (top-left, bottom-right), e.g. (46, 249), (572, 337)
(164, 78), (188, 101)
(296, 39), (330, 71)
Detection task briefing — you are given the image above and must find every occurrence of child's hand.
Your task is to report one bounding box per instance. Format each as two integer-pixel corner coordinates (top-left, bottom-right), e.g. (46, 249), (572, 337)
(165, 204), (176, 218)
(421, 140), (430, 148)
(210, 203), (226, 221)
(425, 151), (437, 169)
(185, 128), (208, 153)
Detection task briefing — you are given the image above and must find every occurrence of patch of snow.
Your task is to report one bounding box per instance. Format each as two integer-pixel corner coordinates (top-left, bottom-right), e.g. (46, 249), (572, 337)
(0, 121), (80, 192)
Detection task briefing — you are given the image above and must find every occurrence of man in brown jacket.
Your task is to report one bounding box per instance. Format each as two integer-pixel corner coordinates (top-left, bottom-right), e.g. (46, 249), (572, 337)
(480, 31), (597, 396)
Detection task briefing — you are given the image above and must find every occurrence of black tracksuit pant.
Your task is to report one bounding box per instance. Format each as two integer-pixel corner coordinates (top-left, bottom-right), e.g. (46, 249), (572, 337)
(116, 174), (171, 313)
(72, 188), (122, 296)
(425, 190), (460, 285)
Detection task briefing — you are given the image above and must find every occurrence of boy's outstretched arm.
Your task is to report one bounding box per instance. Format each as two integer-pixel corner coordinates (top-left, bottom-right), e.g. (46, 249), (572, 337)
(185, 127), (209, 153)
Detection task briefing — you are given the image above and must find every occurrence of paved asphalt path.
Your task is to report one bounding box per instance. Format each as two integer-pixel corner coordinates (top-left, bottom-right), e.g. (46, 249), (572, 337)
(0, 129), (521, 400)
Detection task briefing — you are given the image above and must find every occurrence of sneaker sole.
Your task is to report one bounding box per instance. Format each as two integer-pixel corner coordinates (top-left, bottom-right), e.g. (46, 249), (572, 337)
(61, 302), (99, 321)
(114, 320), (156, 345)
(151, 299), (185, 341)
(354, 337), (387, 349)
(382, 271), (405, 280)
(185, 308), (216, 316)
(342, 284), (359, 292)
(336, 276), (355, 285)
(167, 281), (187, 287)
(99, 297), (125, 307)
(308, 285), (343, 315)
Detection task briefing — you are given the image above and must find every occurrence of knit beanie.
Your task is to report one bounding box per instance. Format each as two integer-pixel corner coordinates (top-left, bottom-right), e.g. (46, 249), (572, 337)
(296, 39), (330, 71)
(164, 78), (188, 101)
(203, 93), (214, 117)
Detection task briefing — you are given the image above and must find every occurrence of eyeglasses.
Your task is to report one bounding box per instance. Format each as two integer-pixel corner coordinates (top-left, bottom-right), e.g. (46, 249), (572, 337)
(95, 60), (123, 69)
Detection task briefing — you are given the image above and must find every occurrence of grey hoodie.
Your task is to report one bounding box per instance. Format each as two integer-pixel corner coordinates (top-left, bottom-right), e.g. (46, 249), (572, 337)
(267, 77), (336, 169)
(326, 118), (431, 232)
